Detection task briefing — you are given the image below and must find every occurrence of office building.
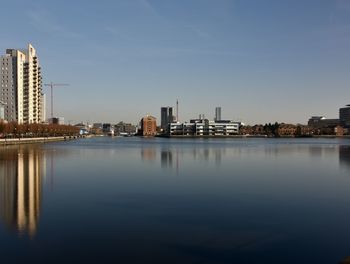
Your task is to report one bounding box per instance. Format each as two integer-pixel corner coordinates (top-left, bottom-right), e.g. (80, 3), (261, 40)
(0, 44), (43, 123)
(169, 119), (240, 136)
(114, 121), (137, 136)
(0, 101), (5, 120)
(340, 105), (350, 128)
(141, 115), (157, 136)
(102, 123), (114, 135)
(161, 107), (174, 131)
(215, 107), (221, 122)
(307, 116), (340, 128)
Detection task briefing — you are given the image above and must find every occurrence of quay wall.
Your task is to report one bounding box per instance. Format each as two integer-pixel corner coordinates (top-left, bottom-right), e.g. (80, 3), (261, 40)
(0, 136), (80, 146)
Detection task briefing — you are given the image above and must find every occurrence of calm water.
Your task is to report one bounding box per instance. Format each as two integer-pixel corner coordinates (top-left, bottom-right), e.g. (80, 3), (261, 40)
(1, 137), (350, 263)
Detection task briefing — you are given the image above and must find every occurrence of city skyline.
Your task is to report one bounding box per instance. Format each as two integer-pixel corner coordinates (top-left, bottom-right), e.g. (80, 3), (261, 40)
(0, 0), (349, 125)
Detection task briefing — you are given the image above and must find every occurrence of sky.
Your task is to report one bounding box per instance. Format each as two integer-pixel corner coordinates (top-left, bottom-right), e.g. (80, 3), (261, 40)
(0, 0), (349, 125)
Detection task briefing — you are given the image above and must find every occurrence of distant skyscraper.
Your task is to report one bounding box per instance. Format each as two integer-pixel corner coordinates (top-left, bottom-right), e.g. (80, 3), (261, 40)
(215, 107), (221, 122)
(340, 104), (350, 128)
(161, 106), (174, 131)
(0, 44), (43, 123)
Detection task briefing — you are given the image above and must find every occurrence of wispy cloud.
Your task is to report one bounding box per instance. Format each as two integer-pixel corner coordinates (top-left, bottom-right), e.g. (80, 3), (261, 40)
(104, 26), (133, 41)
(185, 25), (211, 39)
(26, 7), (82, 39)
(138, 0), (159, 16)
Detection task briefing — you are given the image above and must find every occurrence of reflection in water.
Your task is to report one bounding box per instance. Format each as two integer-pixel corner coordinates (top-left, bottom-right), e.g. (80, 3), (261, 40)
(161, 150), (173, 168)
(0, 146), (45, 237)
(145, 146), (226, 170)
(141, 148), (156, 161)
(339, 146), (350, 168)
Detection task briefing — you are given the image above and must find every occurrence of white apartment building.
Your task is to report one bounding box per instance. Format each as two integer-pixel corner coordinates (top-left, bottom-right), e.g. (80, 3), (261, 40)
(169, 120), (240, 136)
(0, 44), (43, 123)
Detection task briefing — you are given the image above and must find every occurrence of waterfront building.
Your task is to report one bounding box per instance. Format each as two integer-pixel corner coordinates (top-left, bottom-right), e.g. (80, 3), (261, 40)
(277, 124), (297, 136)
(0, 44), (43, 123)
(340, 105), (350, 128)
(102, 123), (114, 135)
(215, 107), (221, 122)
(168, 119), (239, 136)
(307, 116), (340, 128)
(49, 117), (64, 125)
(114, 121), (137, 136)
(161, 107), (174, 132)
(141, 115), (157, 136)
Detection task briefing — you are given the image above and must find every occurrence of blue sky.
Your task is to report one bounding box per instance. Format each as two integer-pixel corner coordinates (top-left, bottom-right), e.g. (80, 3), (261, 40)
(1, 0), (349, 125)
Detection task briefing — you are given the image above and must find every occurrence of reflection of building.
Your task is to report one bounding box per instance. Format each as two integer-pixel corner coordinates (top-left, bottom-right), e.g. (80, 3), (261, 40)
(141, 148), (156, 161)
(0, 146), (44, 236)
(161, 150), (173, 168)
(140, 115), (157, 136)
(339, 146), (350, 168)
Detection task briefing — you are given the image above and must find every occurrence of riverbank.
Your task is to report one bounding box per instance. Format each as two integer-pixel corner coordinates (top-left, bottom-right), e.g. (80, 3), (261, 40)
(0, 136), (82, 145)
(156, 134), (350, 139)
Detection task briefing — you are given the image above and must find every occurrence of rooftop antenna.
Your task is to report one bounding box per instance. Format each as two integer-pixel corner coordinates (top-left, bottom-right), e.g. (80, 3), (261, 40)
(44, 82), (69, 119)
(176, 99), (179, 122)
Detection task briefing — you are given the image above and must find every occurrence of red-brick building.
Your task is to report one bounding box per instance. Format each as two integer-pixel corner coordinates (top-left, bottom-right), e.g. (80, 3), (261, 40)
(141, 115), (157, 136)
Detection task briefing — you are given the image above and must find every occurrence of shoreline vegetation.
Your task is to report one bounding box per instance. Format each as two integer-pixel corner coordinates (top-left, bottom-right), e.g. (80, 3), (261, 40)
(0, 122), (81, 145)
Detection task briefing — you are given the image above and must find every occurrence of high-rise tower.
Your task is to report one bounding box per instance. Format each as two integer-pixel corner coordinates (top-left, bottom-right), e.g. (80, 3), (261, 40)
(161, 106), (174, 131)
(340, 104), (350, 128)
(0, 44), (43, 123)
(215, 107), (221, 122)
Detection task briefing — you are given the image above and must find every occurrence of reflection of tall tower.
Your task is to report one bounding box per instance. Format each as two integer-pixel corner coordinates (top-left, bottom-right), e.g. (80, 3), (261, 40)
(339, 146), (350, 168)
(161, 150), (173, 168)
(0, 146), (43, 237)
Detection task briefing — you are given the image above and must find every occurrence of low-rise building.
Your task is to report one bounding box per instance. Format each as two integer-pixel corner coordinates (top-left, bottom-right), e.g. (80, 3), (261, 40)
(277, 124), (297, 136)
(114, 121), (137, 136)
(140, 115), (157, 136)
(308, 116), (340, 128)
(102, 123), (114, 135)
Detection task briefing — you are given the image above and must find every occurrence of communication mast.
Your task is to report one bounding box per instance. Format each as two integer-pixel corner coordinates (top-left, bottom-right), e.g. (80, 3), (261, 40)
(176, 99), (179, 122)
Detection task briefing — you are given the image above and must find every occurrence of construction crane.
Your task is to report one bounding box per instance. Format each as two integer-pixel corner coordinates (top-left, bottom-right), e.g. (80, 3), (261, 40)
(44, 82), (69, 120)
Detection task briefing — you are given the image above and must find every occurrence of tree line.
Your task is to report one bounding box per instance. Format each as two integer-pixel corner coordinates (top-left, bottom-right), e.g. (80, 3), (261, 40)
(0, 122), (80, 138)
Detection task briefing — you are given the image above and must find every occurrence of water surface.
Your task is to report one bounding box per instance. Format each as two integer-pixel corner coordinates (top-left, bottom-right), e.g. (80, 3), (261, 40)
(1, 137), (350, 263)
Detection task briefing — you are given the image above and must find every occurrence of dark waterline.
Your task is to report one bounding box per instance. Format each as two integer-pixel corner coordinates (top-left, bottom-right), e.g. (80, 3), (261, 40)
(1, 137), (350, 263)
